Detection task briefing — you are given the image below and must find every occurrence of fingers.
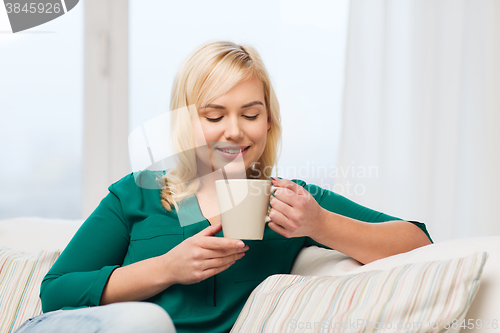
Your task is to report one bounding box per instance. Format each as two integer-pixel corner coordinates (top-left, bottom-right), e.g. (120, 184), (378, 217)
(268, 205), (296, 232)
(196, 221), (223, 237)
(271, 179), (305, 207)
(202, 260), (236, 280)
(272, 187), (296, 206)
(269, 195), (293, 219)
(202, 251), (246, 270)
(271, 177), (308, 196)
(197, 232), (246, 251)
(268, 221), (291, 238)
(270, 178), (315, 216)
(196, 222), (245, 249)
(193, 247), (247, 282)
(200, 244), (249, 259)
(192, 223), (249, 258)
(172, 222), (251, 285)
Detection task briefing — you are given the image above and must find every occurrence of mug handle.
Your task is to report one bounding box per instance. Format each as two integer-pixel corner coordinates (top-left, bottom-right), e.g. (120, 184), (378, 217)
(264, 185), (278, 223)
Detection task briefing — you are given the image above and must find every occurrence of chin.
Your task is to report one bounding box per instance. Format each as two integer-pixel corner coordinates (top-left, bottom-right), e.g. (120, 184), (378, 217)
(222, 162), (260, 179)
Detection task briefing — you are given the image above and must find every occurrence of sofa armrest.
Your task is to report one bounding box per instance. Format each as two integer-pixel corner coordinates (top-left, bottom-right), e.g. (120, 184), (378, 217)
(0, 217), (83, 252)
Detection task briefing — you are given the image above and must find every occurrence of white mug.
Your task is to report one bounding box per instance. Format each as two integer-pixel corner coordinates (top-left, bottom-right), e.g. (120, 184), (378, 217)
(215, 179), (277, 240)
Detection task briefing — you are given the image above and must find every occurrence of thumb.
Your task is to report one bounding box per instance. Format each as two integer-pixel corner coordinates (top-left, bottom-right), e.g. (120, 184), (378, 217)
(197, 221), (222, 237)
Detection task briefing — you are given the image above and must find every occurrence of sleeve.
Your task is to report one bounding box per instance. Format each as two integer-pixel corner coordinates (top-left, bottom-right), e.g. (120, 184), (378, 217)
(40, 185), (131, 313)
(294, 180), (433, 249)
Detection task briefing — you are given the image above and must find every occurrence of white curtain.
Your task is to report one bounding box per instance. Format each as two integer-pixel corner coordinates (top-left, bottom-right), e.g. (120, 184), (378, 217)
(338, 0), (500, 242)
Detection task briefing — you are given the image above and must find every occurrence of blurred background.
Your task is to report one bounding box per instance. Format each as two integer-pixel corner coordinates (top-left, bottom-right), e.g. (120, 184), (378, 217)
(1, 0), (498, 243)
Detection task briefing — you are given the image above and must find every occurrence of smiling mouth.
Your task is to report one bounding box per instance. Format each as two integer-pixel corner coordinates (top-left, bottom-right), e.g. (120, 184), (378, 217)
(215, 146), (250, 154)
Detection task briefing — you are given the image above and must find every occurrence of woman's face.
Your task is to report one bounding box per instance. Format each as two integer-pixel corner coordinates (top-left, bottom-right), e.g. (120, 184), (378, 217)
(194, 75), (271, 178)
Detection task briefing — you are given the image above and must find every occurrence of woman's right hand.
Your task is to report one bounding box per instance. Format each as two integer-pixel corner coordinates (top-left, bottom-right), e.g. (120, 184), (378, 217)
(161, 222), (249, 285)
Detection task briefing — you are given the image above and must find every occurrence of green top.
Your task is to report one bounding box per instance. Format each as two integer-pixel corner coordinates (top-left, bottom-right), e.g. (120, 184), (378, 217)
(40, 171), (432, 333)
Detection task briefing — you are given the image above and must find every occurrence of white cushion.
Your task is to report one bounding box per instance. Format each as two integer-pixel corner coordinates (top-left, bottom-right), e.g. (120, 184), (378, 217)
(0, 217), (83, 252)
(234, 252), (487, 333)
(291, 236), (500, 333)
(291, 247), (361, 277)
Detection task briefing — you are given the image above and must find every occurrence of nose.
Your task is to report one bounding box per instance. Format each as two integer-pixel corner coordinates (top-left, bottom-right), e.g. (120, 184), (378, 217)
(224, 116), (243, 141)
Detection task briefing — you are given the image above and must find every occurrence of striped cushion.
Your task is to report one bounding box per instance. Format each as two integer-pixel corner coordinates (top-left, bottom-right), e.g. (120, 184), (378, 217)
(0, 248), (60, 333)
(232, 251), (487, 333)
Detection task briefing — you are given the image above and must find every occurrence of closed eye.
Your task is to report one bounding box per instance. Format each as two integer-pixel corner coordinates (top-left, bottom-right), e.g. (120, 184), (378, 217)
(206, 115), (258, 122)
(206, 116), (223, 122)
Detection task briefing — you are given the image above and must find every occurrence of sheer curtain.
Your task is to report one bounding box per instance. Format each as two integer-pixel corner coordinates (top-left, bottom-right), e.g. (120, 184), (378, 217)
(337, 0), (500, 242)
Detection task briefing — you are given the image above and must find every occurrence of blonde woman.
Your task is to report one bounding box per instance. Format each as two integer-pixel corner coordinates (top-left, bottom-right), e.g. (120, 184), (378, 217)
(14, 41), (432, 333)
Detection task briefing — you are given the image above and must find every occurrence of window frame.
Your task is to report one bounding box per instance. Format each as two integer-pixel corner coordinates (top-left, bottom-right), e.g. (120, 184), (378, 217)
(83, 0), (129, 218)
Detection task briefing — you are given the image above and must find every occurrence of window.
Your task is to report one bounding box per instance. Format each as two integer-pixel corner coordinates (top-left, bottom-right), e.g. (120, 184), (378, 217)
(129, 0), (350, 189)
(0, 1), (350, 220)
(0, 5), (83, 219)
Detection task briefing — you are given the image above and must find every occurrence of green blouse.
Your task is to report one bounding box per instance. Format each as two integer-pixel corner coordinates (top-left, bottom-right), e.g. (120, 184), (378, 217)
(40, 171), (432, 333)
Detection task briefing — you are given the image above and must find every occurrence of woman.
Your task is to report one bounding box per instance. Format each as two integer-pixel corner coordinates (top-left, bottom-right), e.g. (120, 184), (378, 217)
(15, 40), (432, 333)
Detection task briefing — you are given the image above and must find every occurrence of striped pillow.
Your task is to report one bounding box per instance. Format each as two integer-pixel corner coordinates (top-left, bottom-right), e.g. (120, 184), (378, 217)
(0, 248), (60, 333)
(232, 252), (487, 333)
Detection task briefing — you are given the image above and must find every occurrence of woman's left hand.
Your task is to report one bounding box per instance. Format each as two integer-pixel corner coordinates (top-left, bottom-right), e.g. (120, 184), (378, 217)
(267, 178), (327, 239)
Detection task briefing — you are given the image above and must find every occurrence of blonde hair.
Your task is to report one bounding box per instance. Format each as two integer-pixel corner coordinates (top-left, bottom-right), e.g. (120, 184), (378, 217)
(160, 40), (282, 212)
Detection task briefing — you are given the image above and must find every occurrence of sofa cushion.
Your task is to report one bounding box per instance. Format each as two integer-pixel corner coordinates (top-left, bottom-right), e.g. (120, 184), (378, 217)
(0, 248), (60, 333)
(291, 236), (500, 333)
(232, 252), (487, 333)
(0, 218), (81, 333)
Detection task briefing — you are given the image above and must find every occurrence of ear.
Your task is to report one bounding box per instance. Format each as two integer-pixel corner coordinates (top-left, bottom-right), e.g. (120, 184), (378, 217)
(267, 115), (272, 131)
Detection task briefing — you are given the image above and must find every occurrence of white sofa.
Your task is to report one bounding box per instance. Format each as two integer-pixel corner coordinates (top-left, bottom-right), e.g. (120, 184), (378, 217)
(1, 217), (499, 333)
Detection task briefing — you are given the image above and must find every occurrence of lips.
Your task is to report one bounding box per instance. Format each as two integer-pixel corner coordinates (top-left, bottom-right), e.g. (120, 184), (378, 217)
(216, 145), (249, 151)
(215, 145), (250, 157)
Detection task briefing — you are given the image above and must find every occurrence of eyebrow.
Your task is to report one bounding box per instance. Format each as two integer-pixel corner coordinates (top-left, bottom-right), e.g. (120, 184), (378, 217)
(201, 101), (264, 110)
